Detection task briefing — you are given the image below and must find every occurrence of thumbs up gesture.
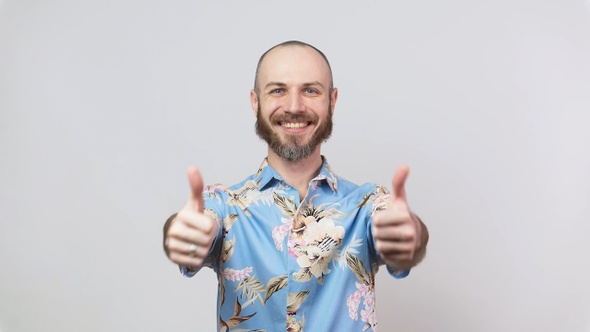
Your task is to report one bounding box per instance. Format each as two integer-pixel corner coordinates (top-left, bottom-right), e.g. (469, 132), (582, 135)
(163, 166), (219, 268)
(373, 165), (428, 271)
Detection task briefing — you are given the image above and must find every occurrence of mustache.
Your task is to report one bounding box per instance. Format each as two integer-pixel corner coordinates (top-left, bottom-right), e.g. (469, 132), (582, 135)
(271, 113), (318, 123)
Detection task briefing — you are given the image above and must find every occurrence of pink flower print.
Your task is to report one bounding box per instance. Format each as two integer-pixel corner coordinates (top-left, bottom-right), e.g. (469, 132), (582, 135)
(288, 237), (302, 258)
(360, 290), (377, 330)
(222, 267), (253, 282)
(346, 282), (369, 320)
(309, 180), (320, 191)
(272, 222), (290, 252)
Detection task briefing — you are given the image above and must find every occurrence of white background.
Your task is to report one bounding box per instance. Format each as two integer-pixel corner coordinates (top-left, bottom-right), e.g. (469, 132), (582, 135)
(1, 1), (589, 331)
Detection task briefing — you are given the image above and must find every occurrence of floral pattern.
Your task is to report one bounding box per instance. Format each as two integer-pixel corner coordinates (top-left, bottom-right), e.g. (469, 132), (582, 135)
(180, 158), (408, 331)
(293, 218), (345, 284)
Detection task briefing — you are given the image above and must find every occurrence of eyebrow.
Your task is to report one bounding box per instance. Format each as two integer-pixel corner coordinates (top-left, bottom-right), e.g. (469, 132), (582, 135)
(264, 81), (326, 90)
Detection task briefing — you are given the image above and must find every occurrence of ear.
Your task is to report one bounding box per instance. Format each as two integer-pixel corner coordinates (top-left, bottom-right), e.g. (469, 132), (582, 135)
(250, 89), (259, 116)
(330, 87), (338, 115)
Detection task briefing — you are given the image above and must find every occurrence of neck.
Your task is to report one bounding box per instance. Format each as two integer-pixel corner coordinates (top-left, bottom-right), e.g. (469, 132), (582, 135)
(266, 148), (323, 200)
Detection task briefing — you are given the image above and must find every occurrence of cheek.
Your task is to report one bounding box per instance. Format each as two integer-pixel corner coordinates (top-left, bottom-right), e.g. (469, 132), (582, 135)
(314, 103), (332, 119)
(313, 98), (332, 111)
(260, 101), (283, 119)
(266, 100), (283, 111)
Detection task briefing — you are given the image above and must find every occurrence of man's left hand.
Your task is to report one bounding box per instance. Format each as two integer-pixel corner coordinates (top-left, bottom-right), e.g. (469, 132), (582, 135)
(373, 165), (428, 271)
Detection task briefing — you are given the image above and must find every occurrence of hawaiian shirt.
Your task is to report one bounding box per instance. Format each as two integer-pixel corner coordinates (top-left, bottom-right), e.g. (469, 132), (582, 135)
(181, 158), (408, 332)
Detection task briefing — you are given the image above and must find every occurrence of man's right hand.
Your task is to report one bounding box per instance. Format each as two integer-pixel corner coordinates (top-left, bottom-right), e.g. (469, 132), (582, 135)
(163, 166), (218, 268)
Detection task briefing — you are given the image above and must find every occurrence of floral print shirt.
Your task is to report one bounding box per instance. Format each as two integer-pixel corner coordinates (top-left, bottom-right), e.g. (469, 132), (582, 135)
(181, 158), (408, 332)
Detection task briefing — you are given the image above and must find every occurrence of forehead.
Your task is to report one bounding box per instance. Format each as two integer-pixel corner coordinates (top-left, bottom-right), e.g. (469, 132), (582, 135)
(258, 45), (331, 87)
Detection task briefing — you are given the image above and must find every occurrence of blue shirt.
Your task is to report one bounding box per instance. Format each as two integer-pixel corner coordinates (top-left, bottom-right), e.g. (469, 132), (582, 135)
(182, 158), (408, 331)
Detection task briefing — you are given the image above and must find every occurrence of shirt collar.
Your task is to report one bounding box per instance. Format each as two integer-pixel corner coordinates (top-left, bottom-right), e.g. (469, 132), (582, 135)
(255, 156), (339, 192)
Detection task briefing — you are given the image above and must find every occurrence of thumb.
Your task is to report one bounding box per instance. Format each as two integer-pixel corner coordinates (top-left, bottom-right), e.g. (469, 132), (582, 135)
(187, 166), (205, 213)
(392, 164), (410, 203)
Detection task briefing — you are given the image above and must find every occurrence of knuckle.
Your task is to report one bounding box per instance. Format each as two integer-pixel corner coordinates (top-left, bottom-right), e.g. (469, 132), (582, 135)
(167, 224), (183, 237)
(375, 240), (387, 254)
(168, 252), (181, 262)
(372, 226), (380, 237)
(375, 240), (382, 252)
(202, 218), (214, 234)
(403, 231), (416, 241)
(191, 257), (204, 267)
(372, 217), (380, 227)
(176, 210), (189, 221)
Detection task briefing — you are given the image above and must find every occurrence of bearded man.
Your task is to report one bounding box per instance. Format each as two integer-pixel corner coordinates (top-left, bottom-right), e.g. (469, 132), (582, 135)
(163, 40), (429, 332)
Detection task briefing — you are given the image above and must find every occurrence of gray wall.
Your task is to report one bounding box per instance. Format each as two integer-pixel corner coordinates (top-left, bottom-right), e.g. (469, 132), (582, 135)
(1, 1), (589, 331)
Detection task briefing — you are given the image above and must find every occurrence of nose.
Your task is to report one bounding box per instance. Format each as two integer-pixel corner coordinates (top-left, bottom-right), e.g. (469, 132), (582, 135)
(285, 93), (305, 113)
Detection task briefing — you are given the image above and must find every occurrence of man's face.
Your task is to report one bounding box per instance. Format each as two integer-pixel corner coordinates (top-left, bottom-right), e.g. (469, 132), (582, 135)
(252, 45), (338, 161)
(255, 97), (333, 161)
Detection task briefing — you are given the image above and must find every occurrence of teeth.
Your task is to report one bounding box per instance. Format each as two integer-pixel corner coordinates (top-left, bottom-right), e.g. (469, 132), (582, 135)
(283, 122), (307, 129)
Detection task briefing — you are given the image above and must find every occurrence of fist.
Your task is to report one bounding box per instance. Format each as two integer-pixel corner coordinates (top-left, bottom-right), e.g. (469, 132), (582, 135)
(164, 166), (218, 268)
(373, 165), (425, 271)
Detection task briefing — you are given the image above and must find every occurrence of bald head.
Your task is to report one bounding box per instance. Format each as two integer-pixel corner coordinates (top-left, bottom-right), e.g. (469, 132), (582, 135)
(253, 40), (334, 94)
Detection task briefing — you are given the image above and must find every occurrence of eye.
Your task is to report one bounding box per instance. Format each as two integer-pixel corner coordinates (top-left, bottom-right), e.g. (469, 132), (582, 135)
(304, 88), (318, 94)
(270, 88), (284, 94)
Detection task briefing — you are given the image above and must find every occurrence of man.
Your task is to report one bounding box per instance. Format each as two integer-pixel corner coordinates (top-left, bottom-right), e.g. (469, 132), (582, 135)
(163, 40), (429, 332)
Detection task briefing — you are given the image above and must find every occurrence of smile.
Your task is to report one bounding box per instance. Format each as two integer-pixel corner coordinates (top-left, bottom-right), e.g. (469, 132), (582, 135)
(281, 122), (309, 129)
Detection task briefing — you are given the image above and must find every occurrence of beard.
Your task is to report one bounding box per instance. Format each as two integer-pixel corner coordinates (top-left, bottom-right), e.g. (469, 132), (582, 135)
(255, 103), (333, 161)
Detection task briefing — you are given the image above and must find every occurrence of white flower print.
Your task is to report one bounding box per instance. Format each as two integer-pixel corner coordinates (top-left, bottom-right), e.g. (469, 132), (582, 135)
(293, 218), (345, 283)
